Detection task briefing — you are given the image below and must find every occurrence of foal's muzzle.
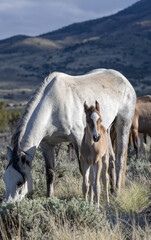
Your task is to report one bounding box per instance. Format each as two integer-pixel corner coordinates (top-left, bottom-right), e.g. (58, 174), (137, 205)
(93, 134), (100, 142)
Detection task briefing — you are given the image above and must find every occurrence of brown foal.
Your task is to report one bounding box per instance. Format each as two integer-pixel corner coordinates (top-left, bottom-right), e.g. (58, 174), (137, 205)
(80, 101), (109, 207)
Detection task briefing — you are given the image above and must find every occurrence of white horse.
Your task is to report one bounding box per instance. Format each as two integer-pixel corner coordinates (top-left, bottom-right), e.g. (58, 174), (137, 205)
(3, 69), (136, 201)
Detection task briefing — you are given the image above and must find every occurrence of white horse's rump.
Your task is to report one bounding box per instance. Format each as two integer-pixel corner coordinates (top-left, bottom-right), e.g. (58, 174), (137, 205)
(3, 69), (136, 201)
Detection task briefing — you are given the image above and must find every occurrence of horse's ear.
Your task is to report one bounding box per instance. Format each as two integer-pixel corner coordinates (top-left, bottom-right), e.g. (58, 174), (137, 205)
(7, 147), (13, 162)
(95, 101), (100, 112)
(20, 151), (26, 165)
(84, 101), (89, 113)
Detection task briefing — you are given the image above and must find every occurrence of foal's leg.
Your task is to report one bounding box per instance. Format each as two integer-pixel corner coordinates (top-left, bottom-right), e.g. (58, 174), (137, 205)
(41, 142), (55, 197)
(93, 161), (102, 208)
(89, 166), (94, 205)
(81, 157), (90, 201)
(102, 154), (109, 204)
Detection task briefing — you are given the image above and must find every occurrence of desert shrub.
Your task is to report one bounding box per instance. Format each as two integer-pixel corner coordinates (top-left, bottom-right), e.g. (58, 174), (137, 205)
(0, 196), (150, 240)
(0, 199), (55, 239)
(0, 142), (150, 239)
(127, 158), (151, 182)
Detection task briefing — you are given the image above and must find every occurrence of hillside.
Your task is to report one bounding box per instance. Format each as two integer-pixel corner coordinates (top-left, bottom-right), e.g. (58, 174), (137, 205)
(0, 0), (151, 105)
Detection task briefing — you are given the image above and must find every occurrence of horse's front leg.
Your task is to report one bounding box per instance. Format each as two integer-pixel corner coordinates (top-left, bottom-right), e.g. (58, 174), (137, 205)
(41, 142), (55, 197)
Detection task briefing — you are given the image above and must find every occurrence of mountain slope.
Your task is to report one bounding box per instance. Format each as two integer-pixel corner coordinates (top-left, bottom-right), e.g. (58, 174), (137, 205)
(40, 0), (151, 41)
(0, 0), (151, 105)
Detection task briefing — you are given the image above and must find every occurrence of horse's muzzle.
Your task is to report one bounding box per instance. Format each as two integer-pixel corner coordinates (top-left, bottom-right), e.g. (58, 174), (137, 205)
(93, 134), (100, 142)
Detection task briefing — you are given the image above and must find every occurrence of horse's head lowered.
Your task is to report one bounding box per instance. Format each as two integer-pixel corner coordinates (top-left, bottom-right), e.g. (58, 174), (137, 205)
(3, 147), (32, 201)
(84, 101), (102, 142)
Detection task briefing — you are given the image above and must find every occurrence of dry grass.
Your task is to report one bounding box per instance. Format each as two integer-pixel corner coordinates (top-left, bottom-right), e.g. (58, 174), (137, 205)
(0, 143), (150, 240)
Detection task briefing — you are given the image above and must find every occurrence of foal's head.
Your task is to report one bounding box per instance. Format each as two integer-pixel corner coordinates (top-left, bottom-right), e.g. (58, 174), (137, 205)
(84, 101), (102, 142)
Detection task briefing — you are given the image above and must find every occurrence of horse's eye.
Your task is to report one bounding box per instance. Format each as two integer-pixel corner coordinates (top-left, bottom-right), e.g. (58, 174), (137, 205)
(87, 120), (90, 123)
(17, 182), (23, 188)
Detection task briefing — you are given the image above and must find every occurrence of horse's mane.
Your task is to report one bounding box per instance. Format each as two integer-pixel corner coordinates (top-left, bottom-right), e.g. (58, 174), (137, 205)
(11, 74), (53, 152)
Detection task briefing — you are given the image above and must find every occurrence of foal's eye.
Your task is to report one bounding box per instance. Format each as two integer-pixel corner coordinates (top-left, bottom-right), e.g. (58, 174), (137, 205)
(17, 182), (23, 188)
(87, 120), (90, 123)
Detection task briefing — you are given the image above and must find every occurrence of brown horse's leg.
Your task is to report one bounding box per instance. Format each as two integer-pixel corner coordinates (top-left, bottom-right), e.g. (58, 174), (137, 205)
(121, 141), (128, 186)
(128, 130), (133, 158)
(132, 129), (139, 159)
(41, 142), (55, 197)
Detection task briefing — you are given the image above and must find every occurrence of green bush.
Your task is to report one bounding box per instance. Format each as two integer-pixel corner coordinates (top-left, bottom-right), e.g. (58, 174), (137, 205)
(0, 102), (8, 132)
(0, 101), (23, 132)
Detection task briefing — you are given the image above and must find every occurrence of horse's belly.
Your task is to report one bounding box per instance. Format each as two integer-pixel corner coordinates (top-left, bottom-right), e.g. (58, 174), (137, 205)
(42, 133), (71, 145)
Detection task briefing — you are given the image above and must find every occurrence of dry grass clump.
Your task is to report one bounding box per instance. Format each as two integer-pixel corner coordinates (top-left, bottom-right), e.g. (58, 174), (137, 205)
(113, 181), (150, 213)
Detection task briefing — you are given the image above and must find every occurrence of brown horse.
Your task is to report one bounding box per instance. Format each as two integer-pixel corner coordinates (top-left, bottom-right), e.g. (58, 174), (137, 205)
(80, 101), (109, 207)
(130, 95), (151, 159)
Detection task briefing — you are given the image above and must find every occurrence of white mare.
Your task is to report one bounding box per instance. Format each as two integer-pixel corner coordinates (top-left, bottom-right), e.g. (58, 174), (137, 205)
(3, 69), (136, 201)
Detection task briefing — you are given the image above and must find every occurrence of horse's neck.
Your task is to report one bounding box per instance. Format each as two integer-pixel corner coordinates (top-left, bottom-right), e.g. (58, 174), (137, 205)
(20, 125), (47, 159)
(19, 112), (53, 160)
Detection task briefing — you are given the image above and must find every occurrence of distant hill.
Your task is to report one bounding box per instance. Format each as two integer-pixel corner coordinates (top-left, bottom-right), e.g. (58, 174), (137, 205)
(0, 0), (151, 105)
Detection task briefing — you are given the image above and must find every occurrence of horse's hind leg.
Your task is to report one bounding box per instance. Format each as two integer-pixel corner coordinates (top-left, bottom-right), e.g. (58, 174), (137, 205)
(41, 142), (55, 197)
(115, 116), (132, 191)
(107, 126), (116, 194)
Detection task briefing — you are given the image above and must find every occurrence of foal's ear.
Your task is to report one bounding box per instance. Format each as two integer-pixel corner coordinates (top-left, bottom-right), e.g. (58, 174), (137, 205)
(7, 147), (13, 162)
(84, 101), (89, 113)
(95, 101), (100, 112)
